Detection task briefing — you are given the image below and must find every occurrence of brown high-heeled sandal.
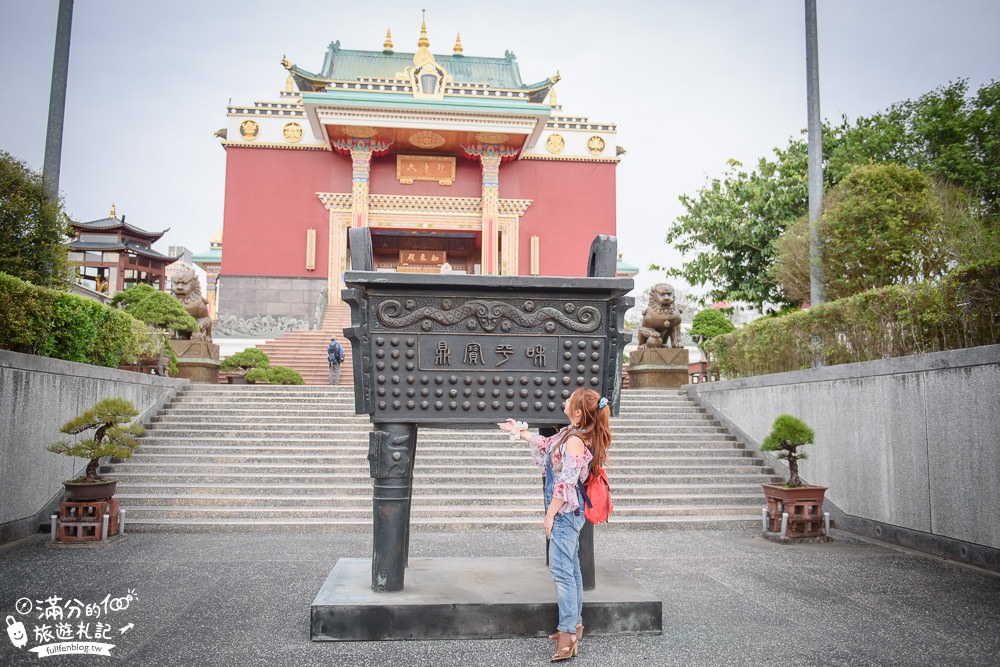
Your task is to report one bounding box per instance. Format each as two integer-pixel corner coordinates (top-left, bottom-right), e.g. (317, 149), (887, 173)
(550, 631), (577, 662)
(548, 625), (583, 642)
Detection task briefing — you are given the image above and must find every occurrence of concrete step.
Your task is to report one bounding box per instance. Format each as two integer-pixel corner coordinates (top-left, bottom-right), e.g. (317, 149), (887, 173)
(114, 385), (776, 530)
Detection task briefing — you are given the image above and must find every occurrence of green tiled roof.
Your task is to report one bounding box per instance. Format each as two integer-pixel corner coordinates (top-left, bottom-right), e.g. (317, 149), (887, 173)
(617, 258), (640, 275)
(310, 41), (525, 88)
(192, 248), (222, 263)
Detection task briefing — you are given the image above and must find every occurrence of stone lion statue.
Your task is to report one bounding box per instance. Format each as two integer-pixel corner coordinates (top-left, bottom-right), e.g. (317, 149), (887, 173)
(638, 283), (683, 348)
(171, 270), (213, 341)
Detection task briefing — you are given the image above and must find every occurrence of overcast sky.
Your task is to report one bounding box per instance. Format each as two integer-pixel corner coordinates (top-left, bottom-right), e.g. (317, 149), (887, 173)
(1, 0), (998, 302)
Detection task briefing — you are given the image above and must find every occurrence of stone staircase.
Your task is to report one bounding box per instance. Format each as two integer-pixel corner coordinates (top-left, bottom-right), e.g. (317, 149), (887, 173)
(234, 303), (354, 385)
(111, 385), (779, 530)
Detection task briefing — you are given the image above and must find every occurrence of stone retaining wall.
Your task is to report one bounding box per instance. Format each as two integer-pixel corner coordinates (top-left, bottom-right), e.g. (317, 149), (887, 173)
(0, 350), (186, 543)
(687, 345), (1000, 569)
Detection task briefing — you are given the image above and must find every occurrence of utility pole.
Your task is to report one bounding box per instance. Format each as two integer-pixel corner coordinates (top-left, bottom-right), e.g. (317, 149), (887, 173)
(805, 0), (825, 309)
(805, 0), (825, 368)
(43, 0), (74, 203)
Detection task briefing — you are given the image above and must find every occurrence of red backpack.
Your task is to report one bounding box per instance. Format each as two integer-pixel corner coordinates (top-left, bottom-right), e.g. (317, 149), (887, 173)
(578, 466), (613, 524)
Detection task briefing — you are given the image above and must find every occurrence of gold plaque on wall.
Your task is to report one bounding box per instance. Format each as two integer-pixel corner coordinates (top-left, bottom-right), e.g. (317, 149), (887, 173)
(239, 120), (259, 140)
(587, 135), (606, 155)
(397, 155), (456, 185)
(399, 249), (447, 266)
(283, 122), (304, 143)
(546, 133), (565, 154)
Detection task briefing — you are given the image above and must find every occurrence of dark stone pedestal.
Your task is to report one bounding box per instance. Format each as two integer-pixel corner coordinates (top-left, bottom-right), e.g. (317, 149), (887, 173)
(311, 557), (662, 641)
(626, 347), (689, 388)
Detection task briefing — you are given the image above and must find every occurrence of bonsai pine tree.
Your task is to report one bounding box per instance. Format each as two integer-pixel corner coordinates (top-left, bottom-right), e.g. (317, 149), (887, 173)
(220, 348), (270, 374)
(111, 284), (197, 336)
(47, 398), (144, 483)
(245, 365), (304, 385)
(760, 414), (815, 486)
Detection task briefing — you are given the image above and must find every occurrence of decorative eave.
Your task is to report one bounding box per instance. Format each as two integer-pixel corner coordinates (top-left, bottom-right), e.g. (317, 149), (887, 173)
(318, 192), (532, 217)
(69, 240), (176, 263)
(301, 90), (550, 154)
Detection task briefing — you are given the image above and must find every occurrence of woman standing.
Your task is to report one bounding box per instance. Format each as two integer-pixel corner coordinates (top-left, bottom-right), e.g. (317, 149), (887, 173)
(499, 387), (612, 662)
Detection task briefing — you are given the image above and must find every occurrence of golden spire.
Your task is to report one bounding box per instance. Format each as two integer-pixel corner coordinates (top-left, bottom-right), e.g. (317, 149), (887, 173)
(285, 74), (294, 93)
(383, 28), (394, 52)
(549, 88), (558, 107)
(109, 202), (117, 219)
(453, 32), (463, 54)
(417, 11), (429, 48)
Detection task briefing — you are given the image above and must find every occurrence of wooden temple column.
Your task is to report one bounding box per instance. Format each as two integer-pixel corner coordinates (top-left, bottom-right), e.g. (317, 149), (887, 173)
(462, 143), (518, 275)
(333, 136), (393, 229)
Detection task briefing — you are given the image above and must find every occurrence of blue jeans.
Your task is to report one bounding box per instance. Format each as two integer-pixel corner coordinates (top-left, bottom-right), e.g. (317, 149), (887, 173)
(549, 509), (585, 633)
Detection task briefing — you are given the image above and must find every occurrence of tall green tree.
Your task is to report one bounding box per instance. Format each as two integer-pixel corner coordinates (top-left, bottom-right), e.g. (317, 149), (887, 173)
(667, 79), (1000, 309)
(0, 151), (71, 287)
(771, 164), (1000, 302)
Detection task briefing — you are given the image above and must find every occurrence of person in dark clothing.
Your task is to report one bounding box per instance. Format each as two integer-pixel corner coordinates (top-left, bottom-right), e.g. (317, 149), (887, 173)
(326, 337), (344, 385)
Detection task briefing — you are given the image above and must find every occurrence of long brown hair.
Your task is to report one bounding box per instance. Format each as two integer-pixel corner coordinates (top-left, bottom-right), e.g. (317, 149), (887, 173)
(568, 387), (611, 471)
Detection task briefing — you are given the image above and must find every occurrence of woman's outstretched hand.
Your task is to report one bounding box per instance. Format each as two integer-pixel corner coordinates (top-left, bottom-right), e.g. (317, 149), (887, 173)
(497, 419), (528, 441)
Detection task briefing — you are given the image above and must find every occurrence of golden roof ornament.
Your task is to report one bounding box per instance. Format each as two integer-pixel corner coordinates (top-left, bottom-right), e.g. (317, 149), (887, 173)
(383, 28), (394, 53)
(109, 202), (117, 219)
(417, 12), (430, 48)
(549, 89), (558, 106)
(413, 13), (433, 67)
(453, 33), (463, 55)
(285, 74), (295, 93)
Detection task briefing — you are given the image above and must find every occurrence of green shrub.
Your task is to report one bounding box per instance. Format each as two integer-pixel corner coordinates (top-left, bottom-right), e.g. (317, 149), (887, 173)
(0, 272), (56, 353)
(220, 348), (270, 372)
(0, 271), (153, 368)
(245, 365), (303, 385)
(37, 293), (105, 363)
(705, 257), (1000, 378)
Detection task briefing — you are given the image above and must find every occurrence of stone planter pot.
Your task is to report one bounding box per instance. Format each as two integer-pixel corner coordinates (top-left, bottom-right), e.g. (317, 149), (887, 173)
(761, 483), (827, 538)
(63, 479), (118, 502)
(226, 374), (248, 384)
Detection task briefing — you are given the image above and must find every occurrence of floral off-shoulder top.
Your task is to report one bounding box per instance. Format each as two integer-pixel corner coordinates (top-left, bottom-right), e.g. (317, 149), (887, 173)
(529, 428), (593, 514)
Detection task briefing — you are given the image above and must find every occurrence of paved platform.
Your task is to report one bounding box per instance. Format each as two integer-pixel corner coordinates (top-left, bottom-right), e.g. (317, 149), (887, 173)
(1, 526), (998, 666)
(311, 557), (661, 640)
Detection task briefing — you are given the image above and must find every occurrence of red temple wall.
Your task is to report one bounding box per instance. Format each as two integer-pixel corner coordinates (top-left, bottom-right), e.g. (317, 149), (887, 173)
(222, 147), (349, 277)
(502, 160), (617, 276)
(222, 148), (616, 277)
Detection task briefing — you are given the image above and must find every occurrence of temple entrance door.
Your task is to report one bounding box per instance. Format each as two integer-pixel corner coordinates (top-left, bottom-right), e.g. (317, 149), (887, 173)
(368, 230), (478, 275)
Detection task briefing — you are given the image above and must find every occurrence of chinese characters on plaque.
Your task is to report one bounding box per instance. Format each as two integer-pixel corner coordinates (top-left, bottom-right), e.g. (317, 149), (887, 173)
(396, 155), (456, 185)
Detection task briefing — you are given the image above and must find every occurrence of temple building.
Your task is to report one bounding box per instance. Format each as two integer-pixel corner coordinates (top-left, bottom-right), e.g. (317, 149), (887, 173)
(68, 204), (176, 295)
(218, 21), (625, 327)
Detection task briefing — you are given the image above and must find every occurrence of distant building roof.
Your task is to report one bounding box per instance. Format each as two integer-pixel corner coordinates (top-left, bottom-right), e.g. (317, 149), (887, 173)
(191, 247), (222, 264)
(616, 257), (639, 276)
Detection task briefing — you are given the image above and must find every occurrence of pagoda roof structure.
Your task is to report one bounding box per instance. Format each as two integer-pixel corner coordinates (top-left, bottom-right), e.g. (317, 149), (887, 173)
(70, 215), (169, 243)
(68, 204), (175, 262)
(286, 41), (557, 103)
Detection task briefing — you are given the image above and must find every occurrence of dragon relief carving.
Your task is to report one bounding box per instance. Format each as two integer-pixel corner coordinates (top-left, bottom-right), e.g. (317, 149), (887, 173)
(375, 299), (602, 333)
